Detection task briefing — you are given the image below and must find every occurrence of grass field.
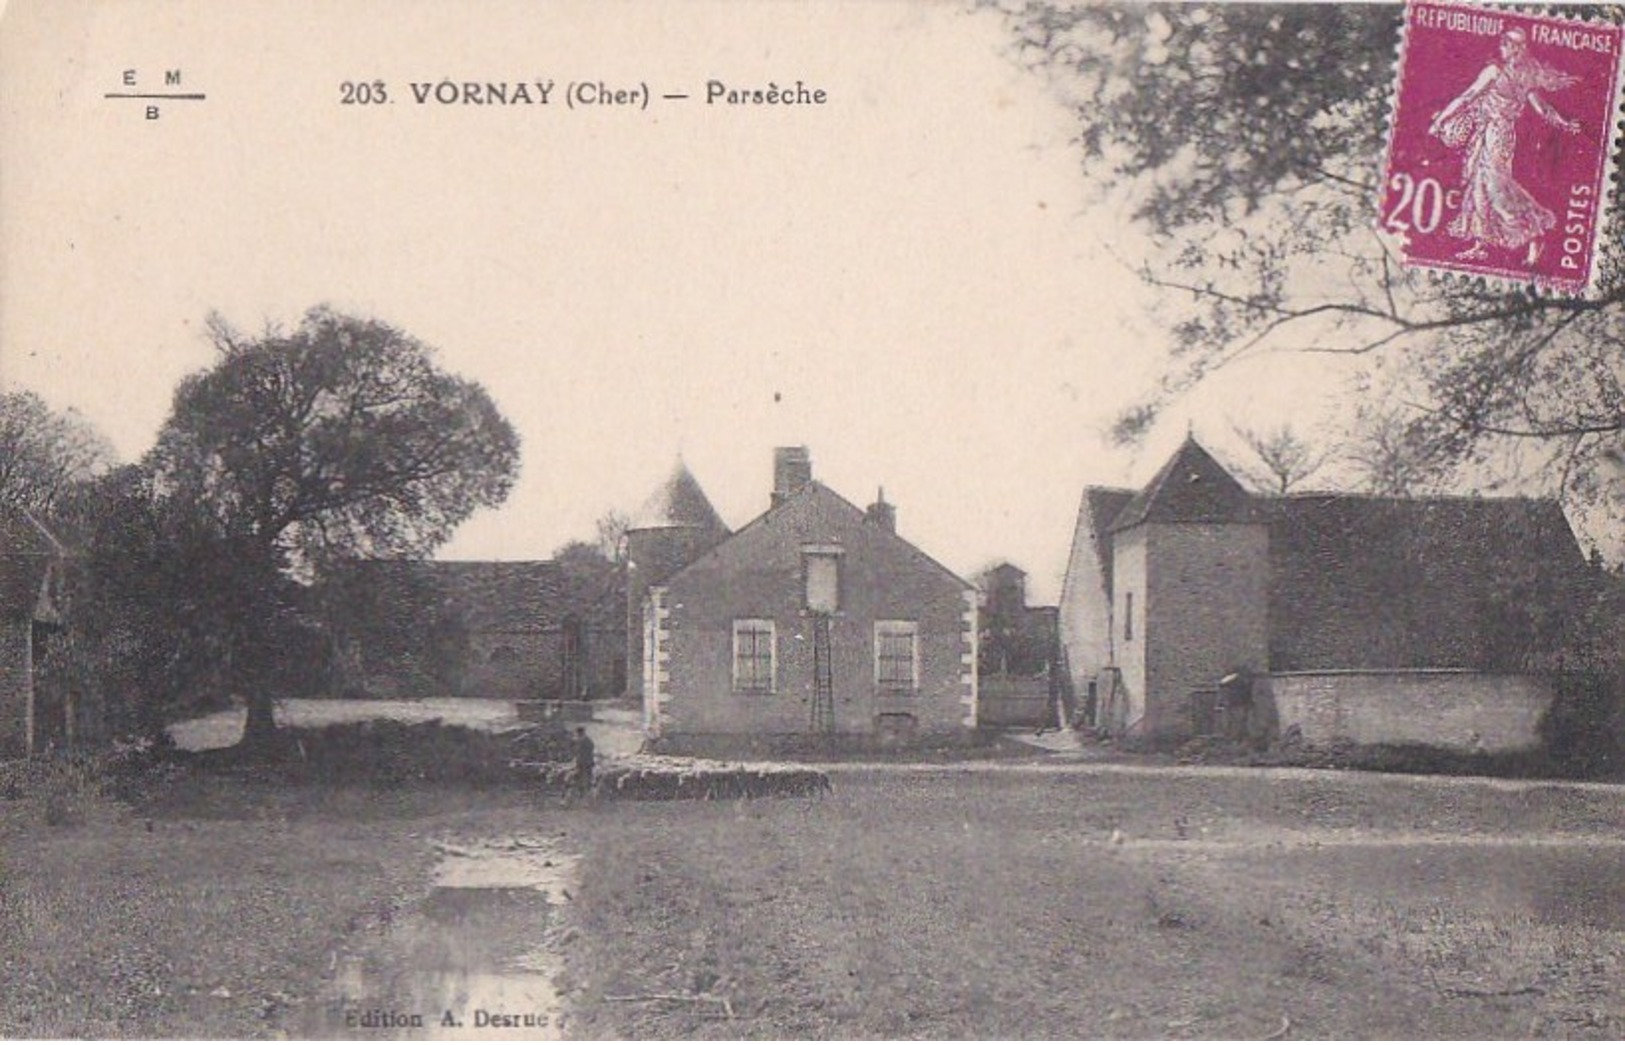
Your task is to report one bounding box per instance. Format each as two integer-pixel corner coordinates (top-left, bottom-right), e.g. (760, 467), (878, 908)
(0, 774), (535, 1039)
(4, 760), (1625, 1038)
(559, 767), (1625, 1039)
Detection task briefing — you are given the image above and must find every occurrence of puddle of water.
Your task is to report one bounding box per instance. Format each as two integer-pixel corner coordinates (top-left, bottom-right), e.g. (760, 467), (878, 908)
(432, 843), (580, 898)
(298, 839), (579, 1039)
(419, 886), (546, 926)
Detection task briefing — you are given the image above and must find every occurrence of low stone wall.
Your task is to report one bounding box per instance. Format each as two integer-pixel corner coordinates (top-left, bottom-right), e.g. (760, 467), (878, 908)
(526, 756), (831, 800)
(1258, 670), (1556, 754)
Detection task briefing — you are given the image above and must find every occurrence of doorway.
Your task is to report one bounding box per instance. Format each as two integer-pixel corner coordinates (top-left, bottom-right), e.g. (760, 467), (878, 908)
(561, 615), (585, 699)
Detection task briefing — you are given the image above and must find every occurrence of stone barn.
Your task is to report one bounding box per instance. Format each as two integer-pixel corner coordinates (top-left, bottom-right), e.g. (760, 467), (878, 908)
(1059, 436), (1593, 750)
(338, 557), (625, 701)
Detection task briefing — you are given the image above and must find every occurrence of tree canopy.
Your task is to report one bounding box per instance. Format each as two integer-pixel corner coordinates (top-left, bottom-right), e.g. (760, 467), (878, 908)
(152, 306), (520, 575)
(996, 3), (1625, 524)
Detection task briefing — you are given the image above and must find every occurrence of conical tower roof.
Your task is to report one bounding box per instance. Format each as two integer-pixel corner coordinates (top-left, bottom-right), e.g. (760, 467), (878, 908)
(628, 460), (728, 534)
(1110, 435), (1261, 531)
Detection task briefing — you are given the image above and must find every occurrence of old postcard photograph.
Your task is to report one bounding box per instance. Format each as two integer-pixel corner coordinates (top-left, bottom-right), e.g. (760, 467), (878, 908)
(2, 0), (1624, 1038)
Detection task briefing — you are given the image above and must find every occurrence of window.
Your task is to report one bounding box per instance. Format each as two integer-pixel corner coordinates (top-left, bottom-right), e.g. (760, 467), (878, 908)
(1124, 592), (1134, 641)
(732, 619), (776, 692)
(804, 551), (841, 613)
(875, 620), (919, 690)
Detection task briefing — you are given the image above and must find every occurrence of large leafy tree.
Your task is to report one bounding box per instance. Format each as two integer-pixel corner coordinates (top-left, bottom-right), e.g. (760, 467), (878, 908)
(150, 306), (521, 747)
(995, 3), (1625, 522)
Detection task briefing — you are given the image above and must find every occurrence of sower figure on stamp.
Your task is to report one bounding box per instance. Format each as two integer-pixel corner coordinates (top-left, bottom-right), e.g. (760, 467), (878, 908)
(1428, 27), (1580, 264)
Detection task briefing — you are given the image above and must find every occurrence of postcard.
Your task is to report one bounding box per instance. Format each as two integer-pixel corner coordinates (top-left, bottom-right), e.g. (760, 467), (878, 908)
(3, 1), (1623, 1039)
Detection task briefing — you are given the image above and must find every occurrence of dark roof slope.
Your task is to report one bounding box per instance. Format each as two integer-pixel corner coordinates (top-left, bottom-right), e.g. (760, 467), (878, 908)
(1266, 493), (1588, 671)
(1111, 437), (1261, 531)
(346, 559), (622, 633)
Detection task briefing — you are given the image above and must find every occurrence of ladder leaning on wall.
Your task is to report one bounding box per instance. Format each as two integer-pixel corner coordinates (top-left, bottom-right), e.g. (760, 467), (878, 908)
(810, 613), (835, 734)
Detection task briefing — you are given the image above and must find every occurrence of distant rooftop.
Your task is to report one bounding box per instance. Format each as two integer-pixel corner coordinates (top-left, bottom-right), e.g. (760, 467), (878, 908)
(628, 460), (729, 533)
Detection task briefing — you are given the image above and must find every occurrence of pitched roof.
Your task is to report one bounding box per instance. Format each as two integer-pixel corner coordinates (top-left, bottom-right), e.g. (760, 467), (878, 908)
(1111, 436), (1261, 531)
(628, 460), (729, 534)
(665, 480), (974, 592)
(1265, 493), (1589, 670)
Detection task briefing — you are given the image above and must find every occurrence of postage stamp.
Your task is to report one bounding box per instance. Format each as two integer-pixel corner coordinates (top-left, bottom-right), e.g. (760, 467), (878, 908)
(1381, 2), (1625, 293)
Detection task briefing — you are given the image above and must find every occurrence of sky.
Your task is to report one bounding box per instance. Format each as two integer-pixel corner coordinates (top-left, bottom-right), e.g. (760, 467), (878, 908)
(1, 0), (1369, 602)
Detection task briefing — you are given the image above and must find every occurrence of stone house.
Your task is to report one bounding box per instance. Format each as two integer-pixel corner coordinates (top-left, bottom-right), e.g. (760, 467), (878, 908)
(1059, 436), (1592, 750)
(639, 448), (978, 750)
(0, 512), (68, 758)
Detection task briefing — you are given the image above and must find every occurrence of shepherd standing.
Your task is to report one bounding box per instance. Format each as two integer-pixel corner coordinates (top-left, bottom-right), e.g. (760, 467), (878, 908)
(571, 725), (596, 797)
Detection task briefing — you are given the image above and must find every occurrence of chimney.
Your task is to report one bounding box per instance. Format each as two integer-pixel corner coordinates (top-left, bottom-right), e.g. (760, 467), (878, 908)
(865, 486), (896, 533)
(771, 446), (813, 507)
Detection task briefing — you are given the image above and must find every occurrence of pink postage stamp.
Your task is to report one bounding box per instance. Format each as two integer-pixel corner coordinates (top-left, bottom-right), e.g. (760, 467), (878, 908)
(1381, 2), (1625, 293)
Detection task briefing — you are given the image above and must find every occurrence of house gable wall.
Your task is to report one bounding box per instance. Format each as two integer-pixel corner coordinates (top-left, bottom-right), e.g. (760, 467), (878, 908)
(0, 526), (64, 757)
(1109, 526), (1148, 733)
(656, 486), (972, 738)
(1058, 505), (1111, 694)
(1058, 490), (1132, 716)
